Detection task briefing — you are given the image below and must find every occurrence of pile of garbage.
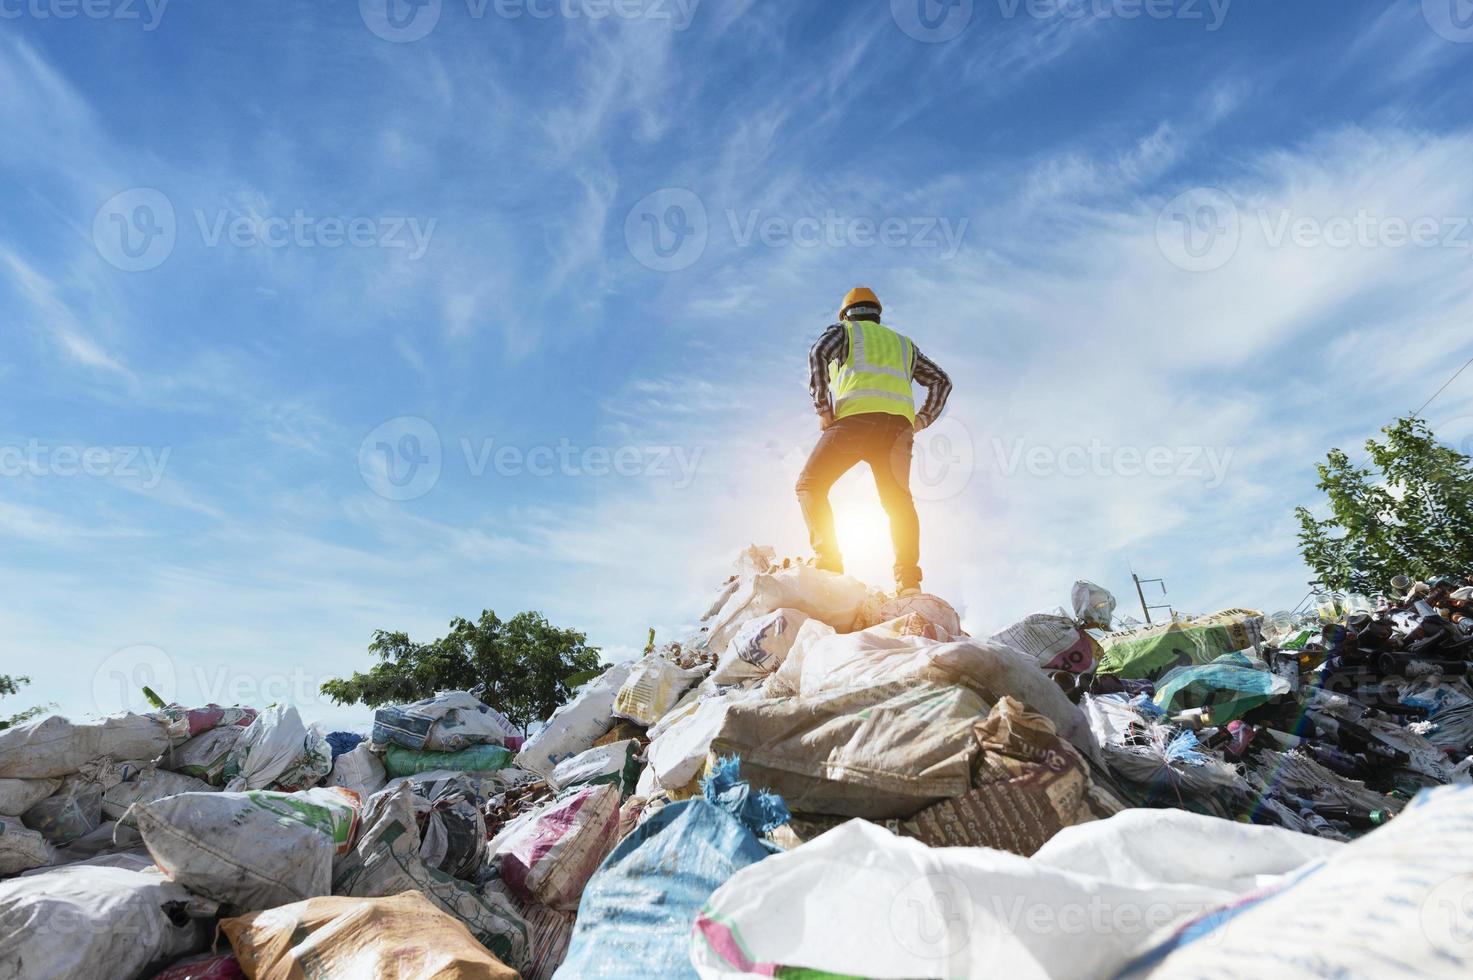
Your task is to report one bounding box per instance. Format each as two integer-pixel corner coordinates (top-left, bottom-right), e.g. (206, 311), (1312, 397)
(3, 546), (1473, 979)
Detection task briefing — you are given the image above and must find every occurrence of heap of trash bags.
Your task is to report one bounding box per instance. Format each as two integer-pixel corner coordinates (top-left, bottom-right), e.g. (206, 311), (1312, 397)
(4, 545), (1473, 979)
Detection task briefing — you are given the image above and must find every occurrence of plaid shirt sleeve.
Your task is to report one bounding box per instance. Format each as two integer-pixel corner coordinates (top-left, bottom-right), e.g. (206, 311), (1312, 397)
(912, 346), (953, 429)
(808, 323), (847, 420)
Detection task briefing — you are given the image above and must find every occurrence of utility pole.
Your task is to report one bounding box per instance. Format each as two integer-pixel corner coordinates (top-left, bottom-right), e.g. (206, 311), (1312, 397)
(1132, 573), (1173, 625)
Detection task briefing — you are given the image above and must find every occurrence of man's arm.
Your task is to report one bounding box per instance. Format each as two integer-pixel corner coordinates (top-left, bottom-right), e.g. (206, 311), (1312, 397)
(912, 347), (952, 430)
(808, 324), (847, 426)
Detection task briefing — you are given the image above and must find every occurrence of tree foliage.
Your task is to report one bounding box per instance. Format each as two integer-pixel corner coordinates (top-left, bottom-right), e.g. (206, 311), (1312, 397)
(0, 675), (47, 731)
(321, 610), (603, 733)
(1296, 416), (1473, 594)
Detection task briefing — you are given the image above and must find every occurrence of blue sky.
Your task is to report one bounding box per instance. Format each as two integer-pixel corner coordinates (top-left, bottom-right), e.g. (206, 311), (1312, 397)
(4, 1), (1473, 728)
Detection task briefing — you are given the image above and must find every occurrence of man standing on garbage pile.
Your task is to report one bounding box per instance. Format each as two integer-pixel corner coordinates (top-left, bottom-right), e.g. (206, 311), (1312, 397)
(797, 287), (952, 598)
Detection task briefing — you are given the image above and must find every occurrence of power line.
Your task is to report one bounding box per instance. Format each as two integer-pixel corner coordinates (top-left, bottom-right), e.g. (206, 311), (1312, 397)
(1411, 355), (1473, 420)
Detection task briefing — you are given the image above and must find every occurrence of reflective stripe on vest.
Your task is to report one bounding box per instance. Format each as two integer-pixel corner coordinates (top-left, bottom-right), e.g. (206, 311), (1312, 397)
(828, 320), (917, 423)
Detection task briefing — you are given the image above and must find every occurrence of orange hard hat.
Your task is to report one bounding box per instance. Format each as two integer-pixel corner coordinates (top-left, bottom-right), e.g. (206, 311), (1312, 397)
(839, 286), (881, 320)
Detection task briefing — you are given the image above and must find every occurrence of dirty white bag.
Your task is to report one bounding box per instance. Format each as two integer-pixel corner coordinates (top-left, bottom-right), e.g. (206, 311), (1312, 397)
(0, 713), (169, 778)
(711, 609), (811, 684)
(547, 739), (641, 793)
(690, 818), (1274, 980)
(326, 742), (388, 799)
(0, 818), (56, 875)
(136, 786), (361, 911)
(162, 725), (244, 785)
(1122, 784), (1473, 978)
(496, 783), (621, 910)
(515, 663), (633, 777)
(222, 704), (323, 792)
(23, 781), (103, 844)
(102, 767), (215, 826)
(859, 594), (963, 638)
(0, 777), (61, 817)
(646, 690), (762, 791)
(0, 862), (211, 980)
(372, 690), (519, 752)
(1072, 581), (1117, 629)
(799, 632), (1098, 762)
(762, 619), (837, 699)
(704, 564), (871, 654)
(612, 655), (706, 727)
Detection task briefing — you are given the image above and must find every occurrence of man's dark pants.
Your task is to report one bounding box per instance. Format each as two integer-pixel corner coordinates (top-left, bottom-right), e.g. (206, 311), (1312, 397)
(795, 412), (921, 588)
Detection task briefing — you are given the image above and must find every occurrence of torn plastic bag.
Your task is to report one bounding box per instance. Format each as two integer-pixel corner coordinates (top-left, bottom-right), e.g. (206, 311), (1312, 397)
(1071, 580), (1116, 629)
(0, 862), (213, 980)
(710, 682), (986, 819)
(372, 691), (519, 753)
(417, 794), (487, 881)
(515, 663), (633, 777)
(0, 712), (170, 778)
(136, 786), (361, 911)
(333, 782), (531, 972)
(221, 891), (518, 980)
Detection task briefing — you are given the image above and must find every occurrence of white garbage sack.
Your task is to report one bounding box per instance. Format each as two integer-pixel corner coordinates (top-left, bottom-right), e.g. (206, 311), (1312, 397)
(0, 862), (212, 980)
(1122, 784), (1473, 978)
(102, 767), (215, 826)
(646, 689), (763, 791)
(690, 814), (1310, 980)
(1072, 580), (1117, 629)
(611, 654), (706, 727)
(547, 739), (641, 794)
(372, 690), (520, 752)
(989, 613), (1099, 673)
(0, 817), (56, 875)
(495, 783), (621, 911)
(515, 663), (633, 777)
(222, 704), (331, 792)
(704, 561), (871, 654)
(0, 777), (61, 817)
(762, 618), (837, 699)
(326, 742), (388, 799)
(0, 712), (169, 778)
(23, 781), (104, 845)
(797, 631), (1098, 762)
(135, 786), (361, 911)
(711, 609), (812, 684)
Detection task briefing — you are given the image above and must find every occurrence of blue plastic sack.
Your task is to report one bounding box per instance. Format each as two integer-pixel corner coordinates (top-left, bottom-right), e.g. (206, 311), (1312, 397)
(554, 759), (786, 979)
(325, 731), (364, 760)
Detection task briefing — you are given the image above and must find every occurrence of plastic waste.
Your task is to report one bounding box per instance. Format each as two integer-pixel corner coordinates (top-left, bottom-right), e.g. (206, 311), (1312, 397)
(0, 712), (170, 779)
(372, 691), (519, 753)
(515, 663), (633, 777)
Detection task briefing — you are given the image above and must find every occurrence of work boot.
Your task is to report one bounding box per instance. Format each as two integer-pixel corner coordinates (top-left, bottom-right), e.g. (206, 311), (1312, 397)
(895, 569), (923, 597)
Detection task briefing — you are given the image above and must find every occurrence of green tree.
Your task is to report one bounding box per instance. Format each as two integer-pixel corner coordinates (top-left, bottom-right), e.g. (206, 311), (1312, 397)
(321, 610), (604, 734)
(1296, 416), (1473, 594)
(0, 675), (47, 731)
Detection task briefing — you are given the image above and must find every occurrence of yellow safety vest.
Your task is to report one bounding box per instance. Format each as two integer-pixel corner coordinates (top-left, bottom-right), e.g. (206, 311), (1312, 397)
(828, 319), (917, 423)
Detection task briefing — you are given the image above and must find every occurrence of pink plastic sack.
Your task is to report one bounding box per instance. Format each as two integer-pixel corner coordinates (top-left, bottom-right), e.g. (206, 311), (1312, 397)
(498, 784), (620, 910)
